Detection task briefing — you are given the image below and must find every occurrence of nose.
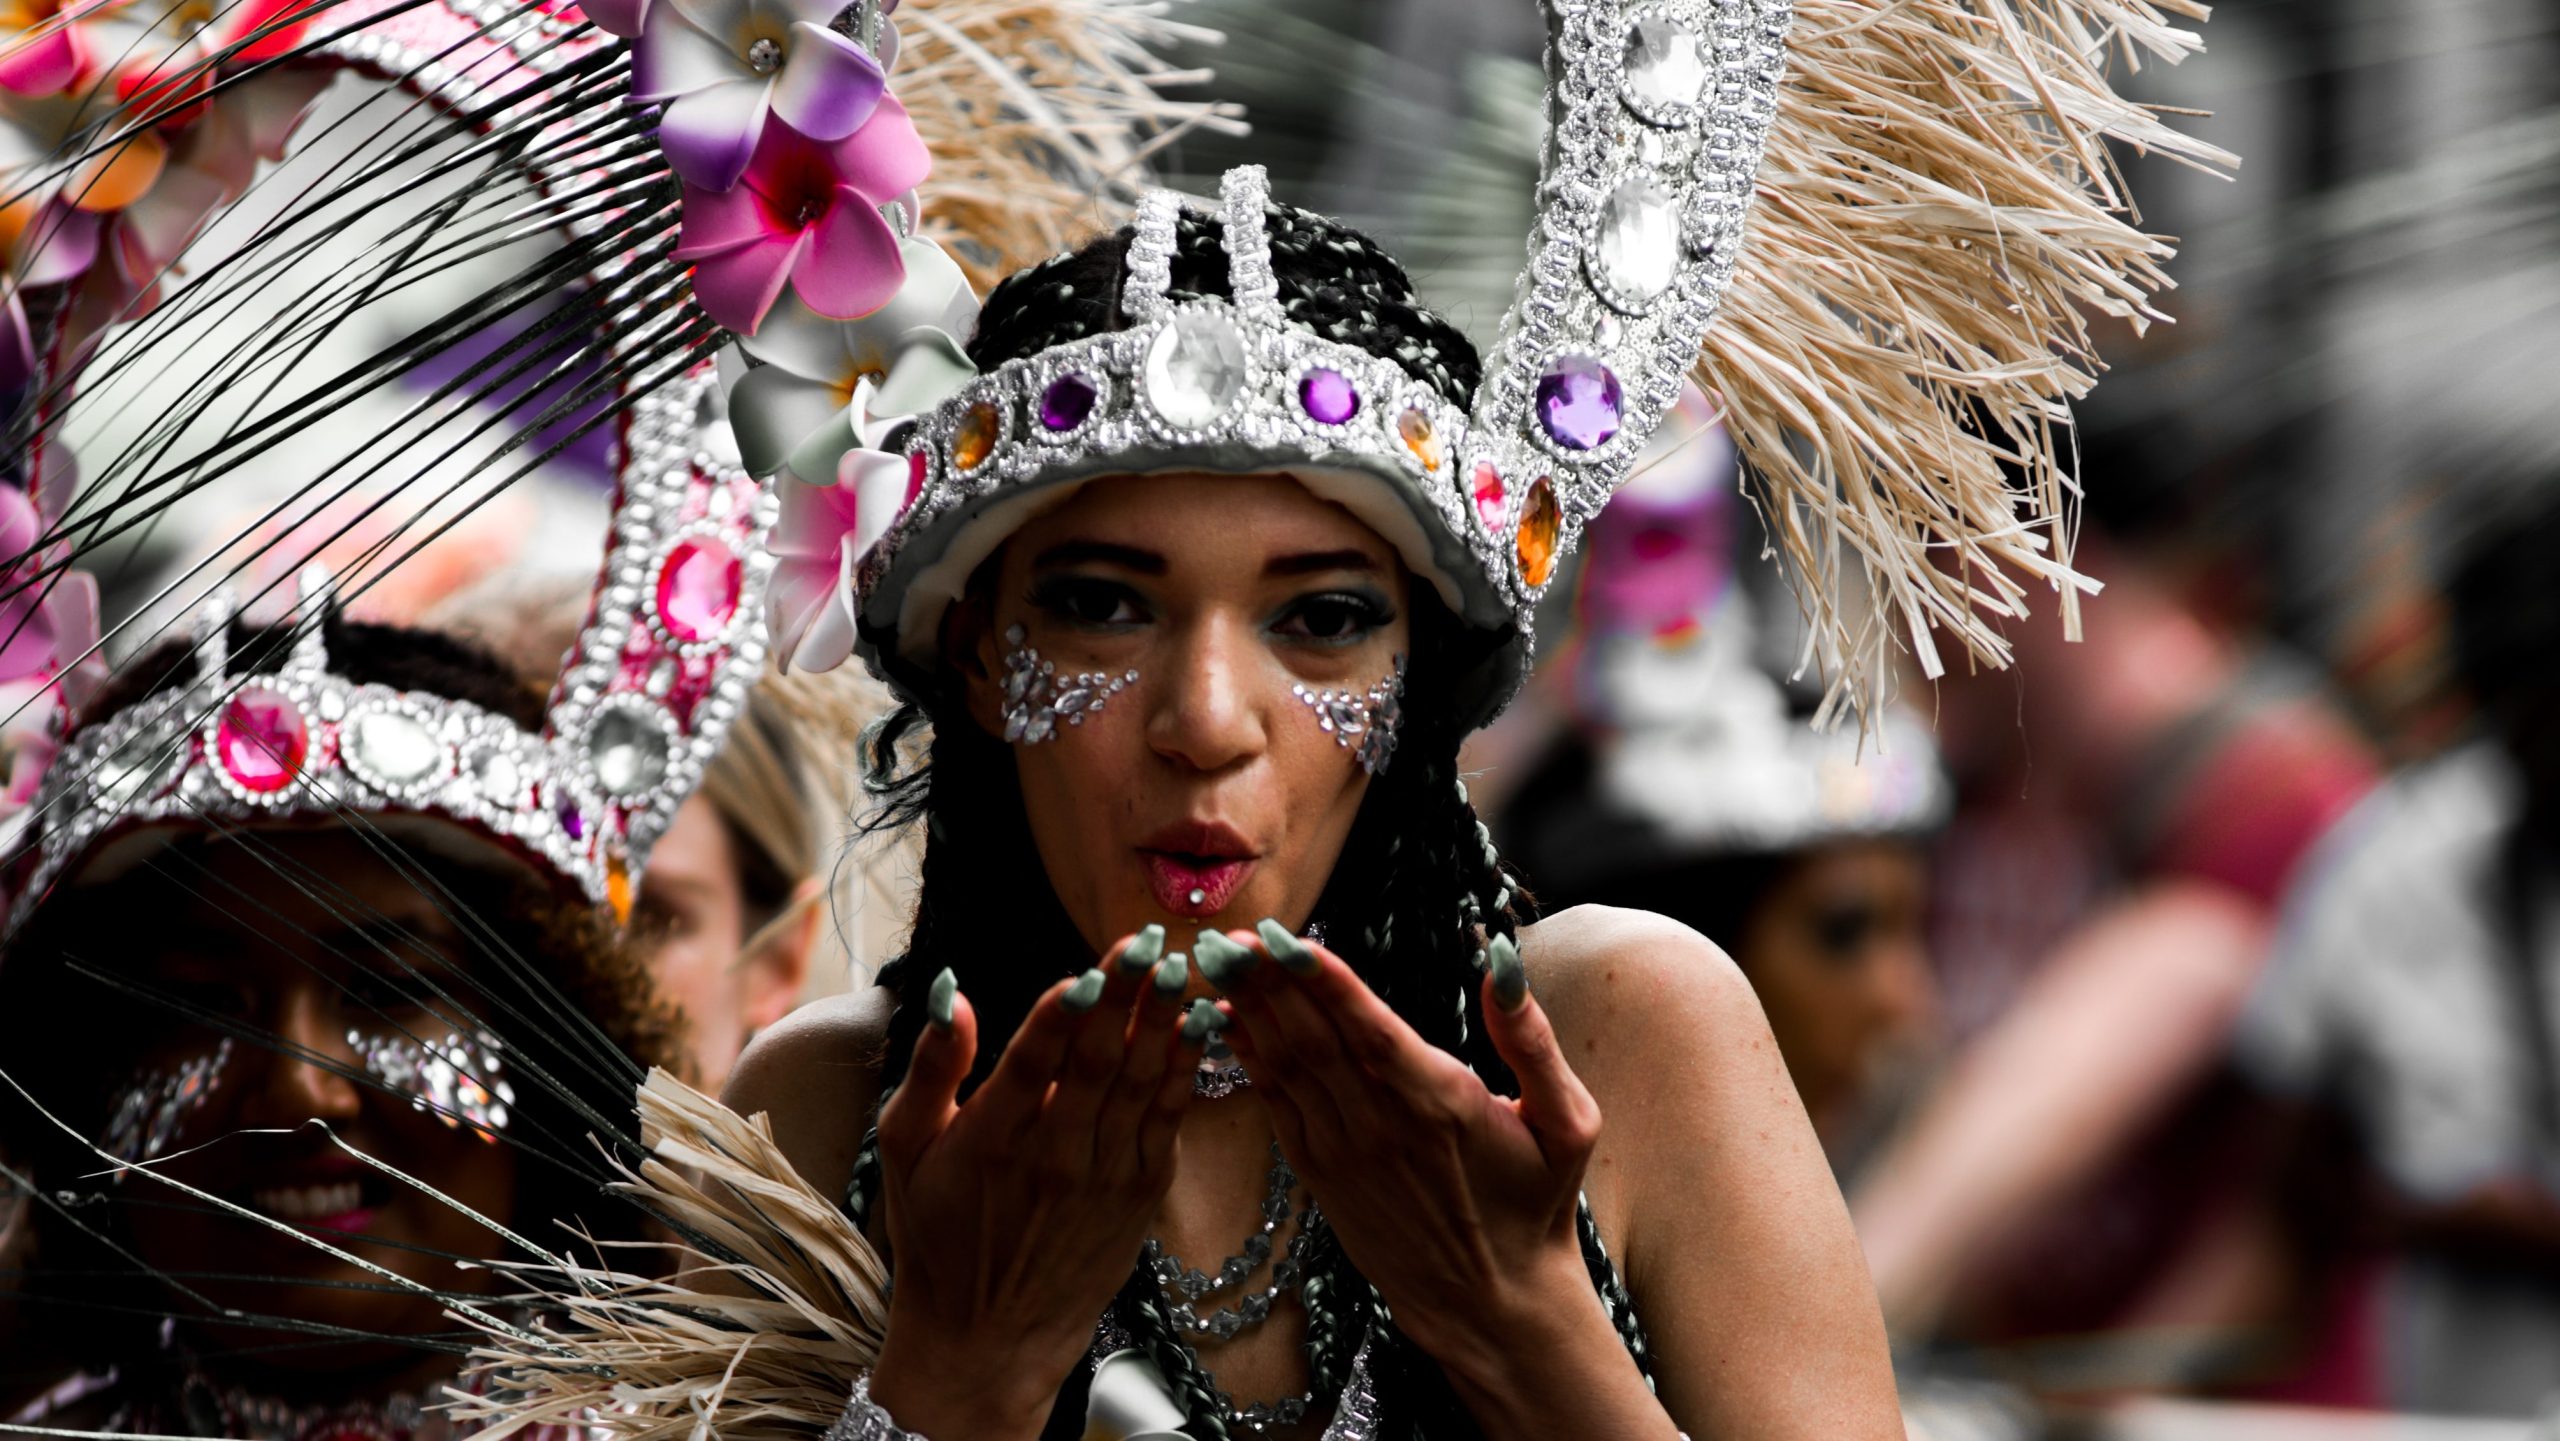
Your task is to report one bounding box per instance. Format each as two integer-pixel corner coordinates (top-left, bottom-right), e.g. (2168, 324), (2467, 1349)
(1866, 930), (1938, 1040)
(247, 982), (366, 1127)
(1144, 612), (1268, 775)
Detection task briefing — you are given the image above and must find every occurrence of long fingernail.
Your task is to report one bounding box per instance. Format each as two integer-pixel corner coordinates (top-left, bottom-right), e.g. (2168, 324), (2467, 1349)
(1488, 934), (1527, 1011)
(1063, 967), (1107, 1013)
(1153, 952), (1190, 999)
(927, 968), (958, 1028)
(1121, 923), (1166, 974)
(1256, 918), (1316, 975)
(1194, 929), (1256, 987)
(1181, 997), (1225, 1043)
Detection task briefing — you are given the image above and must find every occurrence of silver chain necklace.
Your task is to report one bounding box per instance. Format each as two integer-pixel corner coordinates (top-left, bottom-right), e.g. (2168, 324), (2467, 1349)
(1143, 1143), (1295, 1333)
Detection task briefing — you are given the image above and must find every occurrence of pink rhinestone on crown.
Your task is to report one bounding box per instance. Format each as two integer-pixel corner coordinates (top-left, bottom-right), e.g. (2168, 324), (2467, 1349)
(215, 686), (309, 793)
(655, 536), (743, 642)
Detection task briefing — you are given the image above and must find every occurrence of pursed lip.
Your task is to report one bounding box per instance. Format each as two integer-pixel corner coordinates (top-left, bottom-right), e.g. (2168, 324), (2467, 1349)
(1136, 819), (1261, 919)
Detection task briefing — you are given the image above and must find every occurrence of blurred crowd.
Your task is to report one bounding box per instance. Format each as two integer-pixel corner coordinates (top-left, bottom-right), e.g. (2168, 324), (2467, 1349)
(7, 0), (2559, 1434)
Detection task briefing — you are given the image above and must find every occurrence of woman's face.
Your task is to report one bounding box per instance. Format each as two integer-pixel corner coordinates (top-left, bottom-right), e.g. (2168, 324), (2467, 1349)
(630, 795), (810, 1092)
(963, 473), (1413, 957)
(71, 832), (526, 1375)
(1737, 839), (1936, 1131)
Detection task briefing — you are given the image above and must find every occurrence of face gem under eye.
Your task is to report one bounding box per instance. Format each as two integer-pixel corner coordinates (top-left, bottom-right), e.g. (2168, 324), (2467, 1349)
(999, 624), (1140, 746)
(1290, 654), (1407, 775)
(100, 1038), (233, 1171)
(347, 1028), (516, 1142)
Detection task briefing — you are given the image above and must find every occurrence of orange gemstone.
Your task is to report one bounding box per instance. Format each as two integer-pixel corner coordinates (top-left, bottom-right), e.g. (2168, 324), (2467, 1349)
(1517, 477), (1560, 587)
(952, 401), (1001, 471)
(1396, 407), (1443, 472)
(606, 852), (633, 924)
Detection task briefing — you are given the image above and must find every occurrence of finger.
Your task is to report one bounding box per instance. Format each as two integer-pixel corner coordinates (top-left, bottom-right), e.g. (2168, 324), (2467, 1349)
(1210, 952), (1355, 1154)
(876, 968), (976, 1167)
(1251, 921), (1472, 1104)
(1135, 991), (1214, 1171)
(1216, 1010), (1318, 1162)
(1105, 952), (1191, 1131)
(1039, 966), (1134, 1160)
(967, 973), (1088, 1139)
(1480, 935), (1602, 1165)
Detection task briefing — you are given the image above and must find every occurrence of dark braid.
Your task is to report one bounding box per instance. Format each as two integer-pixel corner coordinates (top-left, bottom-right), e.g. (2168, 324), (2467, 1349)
(842, 209), (1629, 1436)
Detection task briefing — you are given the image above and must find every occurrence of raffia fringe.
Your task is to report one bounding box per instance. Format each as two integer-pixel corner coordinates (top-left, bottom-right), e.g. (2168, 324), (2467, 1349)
(449, 1070), (888, 1441)
(1709, 0), (2233, 721)
(899, 0), (1243, 289)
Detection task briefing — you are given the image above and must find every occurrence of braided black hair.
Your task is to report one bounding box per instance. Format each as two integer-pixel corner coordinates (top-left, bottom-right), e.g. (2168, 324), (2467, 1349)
(844, 205), (1611, 1438)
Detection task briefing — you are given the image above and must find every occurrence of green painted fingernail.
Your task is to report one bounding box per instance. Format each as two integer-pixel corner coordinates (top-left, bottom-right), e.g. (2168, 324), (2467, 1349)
(927, 968), (958, 1028)
(1256, 919), (1316, 974)
(1153, 952), (1190, 998)
(1488, 934), (1527, 1011)
(1181, 997), (1224, 1042)
(1122, 924), (1166, 974)
(1063, 967), (1107, 1013)
(1194, 929), (1256, 987)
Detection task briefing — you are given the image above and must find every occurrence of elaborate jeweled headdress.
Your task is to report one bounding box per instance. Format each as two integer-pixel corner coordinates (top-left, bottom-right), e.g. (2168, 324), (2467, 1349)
(773, 0), (2224, 732)
(0, 0), (1209, 926)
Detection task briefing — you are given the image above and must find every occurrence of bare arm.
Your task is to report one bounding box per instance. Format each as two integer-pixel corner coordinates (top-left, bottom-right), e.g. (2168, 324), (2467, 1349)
(1537, 905), (1905, 1440)
(1850, 880), (2268, 1334)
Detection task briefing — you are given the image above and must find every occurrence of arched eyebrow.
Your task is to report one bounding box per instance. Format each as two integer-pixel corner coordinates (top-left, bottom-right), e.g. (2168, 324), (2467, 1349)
(1263, 549), (1380, 578)
(1030, 540), (1165, 575)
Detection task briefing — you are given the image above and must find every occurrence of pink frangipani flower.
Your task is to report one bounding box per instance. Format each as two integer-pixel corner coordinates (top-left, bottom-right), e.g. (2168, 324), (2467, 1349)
(765, 462), (862, 671)
(630, 0), (889, 192)
(672, 97), (926, 334)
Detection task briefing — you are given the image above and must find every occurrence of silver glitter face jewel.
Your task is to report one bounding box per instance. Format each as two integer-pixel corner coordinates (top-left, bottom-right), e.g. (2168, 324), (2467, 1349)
(1291, 655), (1407, 774)
(100, 1039), (232, 1168)
(999, 625), (1138, 745)
(347, 1028), (515, 1140)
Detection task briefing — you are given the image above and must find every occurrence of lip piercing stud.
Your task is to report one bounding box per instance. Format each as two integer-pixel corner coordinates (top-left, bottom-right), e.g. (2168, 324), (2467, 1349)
(1188, 887), (1208, 907)
(1000, 625), (1138, 744)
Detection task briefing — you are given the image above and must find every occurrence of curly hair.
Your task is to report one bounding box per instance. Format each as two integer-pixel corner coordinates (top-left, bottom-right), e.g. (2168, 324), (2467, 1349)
(847, 204), (1617, 1439)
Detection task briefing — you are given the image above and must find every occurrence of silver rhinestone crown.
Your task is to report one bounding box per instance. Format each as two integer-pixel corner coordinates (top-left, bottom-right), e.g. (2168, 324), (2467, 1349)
(853, 0), (1791, 724)
(6, 372), (779, 931)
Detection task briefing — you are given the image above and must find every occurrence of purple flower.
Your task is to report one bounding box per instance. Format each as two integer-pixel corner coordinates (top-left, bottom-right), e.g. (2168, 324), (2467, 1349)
(630, 0), (889, 192)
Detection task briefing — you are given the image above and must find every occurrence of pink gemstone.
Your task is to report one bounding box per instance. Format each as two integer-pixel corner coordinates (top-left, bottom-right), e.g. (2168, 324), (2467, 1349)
(655, 536), (742, 642)
(1471, 461), (1507, 532)
(215, 686), (308, 793)
(904, 449), (928, 509)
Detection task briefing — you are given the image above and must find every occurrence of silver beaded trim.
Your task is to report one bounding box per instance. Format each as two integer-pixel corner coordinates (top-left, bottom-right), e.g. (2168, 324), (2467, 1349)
(1461, 0), (1792, 583)
(997, 626), (1139, 745)
(7, 374), (780, 931)
(1292, 655), (1406, 775)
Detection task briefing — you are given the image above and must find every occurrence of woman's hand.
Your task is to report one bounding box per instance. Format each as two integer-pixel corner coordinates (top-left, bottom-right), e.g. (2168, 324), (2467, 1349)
(1200, 924), (1610, 1383)
(868, 932), (1202, 1440)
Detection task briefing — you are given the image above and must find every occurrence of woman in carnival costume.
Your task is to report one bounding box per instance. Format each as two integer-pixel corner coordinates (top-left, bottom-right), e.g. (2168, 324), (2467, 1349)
(456, 0), (2219, 1435)
(0, 0), (1188, 1430)
(3, 0), (2220, 1434)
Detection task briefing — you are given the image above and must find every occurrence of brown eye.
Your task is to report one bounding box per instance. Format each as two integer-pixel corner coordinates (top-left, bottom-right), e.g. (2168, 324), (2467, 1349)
(1030, 576), (1146, 628)
(1273, 591), (1391, 646)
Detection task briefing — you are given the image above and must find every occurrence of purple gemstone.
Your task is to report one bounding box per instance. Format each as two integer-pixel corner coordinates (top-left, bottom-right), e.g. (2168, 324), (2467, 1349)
(1298, 367), (1359, 425)
(1039, 374), (1098, 431)
(1533, 355), (1623, 452)
(559, 803), (586, 841)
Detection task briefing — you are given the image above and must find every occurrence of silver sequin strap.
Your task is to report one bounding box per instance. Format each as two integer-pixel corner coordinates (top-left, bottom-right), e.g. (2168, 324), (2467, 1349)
(1219, 165), (1281, 326)
(1121, 188), (1183, 324)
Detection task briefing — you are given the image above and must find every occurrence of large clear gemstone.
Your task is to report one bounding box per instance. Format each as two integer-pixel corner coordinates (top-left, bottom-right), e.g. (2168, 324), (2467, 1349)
(1592, 176), (1682, 307)
(588, 709), (671, 797)
(98, 731), (181, 809)
(1622, 17), (1708, 121)
(1142, 312), (1248, 429)
(348, 710), (442, 786)
(465, 744), (522, 806)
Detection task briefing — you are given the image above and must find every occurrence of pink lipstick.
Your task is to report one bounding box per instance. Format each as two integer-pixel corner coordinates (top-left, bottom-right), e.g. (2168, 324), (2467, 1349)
(1138, 820), (1260, 919)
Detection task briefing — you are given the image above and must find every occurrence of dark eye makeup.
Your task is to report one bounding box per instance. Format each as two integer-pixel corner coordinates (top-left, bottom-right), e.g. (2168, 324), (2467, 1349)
(1027, 574), (1150, 629)
(1271, 589), (1396, 646)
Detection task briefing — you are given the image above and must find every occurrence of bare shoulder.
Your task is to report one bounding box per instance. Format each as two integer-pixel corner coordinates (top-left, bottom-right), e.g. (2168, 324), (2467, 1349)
(722, 983), (895, 1205)
(1516, 903), (1769, 1086)
(1515, 906), (1900, 1436)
